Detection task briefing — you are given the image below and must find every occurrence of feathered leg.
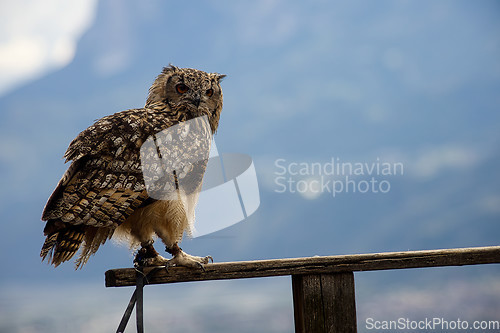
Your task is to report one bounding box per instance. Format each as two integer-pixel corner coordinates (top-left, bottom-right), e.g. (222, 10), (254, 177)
(134, 241), (212, 269)
(164, 243), (213, 269)
(134, 240), (167, 267)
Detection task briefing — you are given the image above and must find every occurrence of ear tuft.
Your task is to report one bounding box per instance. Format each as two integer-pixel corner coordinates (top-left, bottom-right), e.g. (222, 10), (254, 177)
(163, 64), (179, 73)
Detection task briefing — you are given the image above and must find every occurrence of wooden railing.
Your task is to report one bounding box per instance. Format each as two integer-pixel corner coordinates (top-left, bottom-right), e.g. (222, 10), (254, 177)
(106, 246), (500, 333)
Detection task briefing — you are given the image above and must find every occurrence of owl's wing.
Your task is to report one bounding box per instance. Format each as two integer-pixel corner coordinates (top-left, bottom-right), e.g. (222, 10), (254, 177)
(42, 108), (159, 227)
(41, 108), (175, 267)
(42, 156), (148, 228)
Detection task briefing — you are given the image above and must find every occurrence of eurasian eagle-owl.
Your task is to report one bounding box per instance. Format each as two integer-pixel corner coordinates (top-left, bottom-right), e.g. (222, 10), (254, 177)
(40, 65), (225, 269)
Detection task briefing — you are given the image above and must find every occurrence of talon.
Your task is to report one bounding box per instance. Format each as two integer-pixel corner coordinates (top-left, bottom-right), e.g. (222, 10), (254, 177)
(164, 261), (171, 273)
(163, 250), (214, 269)
(197, 262), (206, 271)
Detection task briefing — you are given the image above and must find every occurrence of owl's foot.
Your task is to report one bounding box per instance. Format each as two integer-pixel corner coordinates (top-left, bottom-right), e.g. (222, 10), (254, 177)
(134, 242), (169, 267)
(133, 242), (213, 270)
(166, 250), (213, 270)
(165, 243), (213, 270)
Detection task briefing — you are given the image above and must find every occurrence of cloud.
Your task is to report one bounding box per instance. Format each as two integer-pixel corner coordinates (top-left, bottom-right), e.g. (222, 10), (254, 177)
(219, 0), (299, 47)
(0, 0), (98, 96)
(412, 145), (480, 179)
(479, 195), (500, 214)
(359, 277), (500, 320)
(0, 278), (294, 333)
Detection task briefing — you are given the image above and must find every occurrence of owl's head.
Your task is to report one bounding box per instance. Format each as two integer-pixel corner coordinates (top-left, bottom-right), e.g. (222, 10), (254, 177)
(146, 65), (226, 133)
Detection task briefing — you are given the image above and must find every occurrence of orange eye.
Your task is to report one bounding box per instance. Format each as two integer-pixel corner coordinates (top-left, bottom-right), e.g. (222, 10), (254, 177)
(206, 88), (214, 97)
(176, 83), (189, 94)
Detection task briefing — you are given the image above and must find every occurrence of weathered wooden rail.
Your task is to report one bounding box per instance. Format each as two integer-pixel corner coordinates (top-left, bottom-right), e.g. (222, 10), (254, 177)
(106, 246), (500, 333)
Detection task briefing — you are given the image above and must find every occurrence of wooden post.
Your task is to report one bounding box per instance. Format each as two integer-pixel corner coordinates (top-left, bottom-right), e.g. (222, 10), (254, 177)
(105, 246), (500, 332)
(292, 272), (357, 333)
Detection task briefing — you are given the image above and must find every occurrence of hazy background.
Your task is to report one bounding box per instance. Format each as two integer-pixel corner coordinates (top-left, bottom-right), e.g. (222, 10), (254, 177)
(1, 1), (499, 332)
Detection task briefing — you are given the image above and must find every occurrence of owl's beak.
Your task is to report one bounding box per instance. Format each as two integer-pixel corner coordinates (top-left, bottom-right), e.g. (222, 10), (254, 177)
(191, 97), (201, 107)
(185, 97), (208, 118)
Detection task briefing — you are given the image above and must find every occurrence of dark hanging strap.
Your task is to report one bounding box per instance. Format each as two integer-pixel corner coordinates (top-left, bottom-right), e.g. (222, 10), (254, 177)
(136, 268), (144, 333)
(116, 289), (137, 333)
(116, 267), (164, 333)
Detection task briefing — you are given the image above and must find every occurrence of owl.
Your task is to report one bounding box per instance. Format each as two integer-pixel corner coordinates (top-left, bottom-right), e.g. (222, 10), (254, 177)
(40, 65), (225, 269)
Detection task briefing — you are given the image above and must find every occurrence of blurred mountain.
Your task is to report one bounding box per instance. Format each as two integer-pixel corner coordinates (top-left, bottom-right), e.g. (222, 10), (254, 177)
(0, 0), (500, 332)
(0, 2), (499, 329)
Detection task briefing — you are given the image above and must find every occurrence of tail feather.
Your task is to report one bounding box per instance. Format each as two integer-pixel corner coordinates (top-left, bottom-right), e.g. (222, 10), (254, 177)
(40, 233), (58, 262)
(40, 225), (85, 267)
(75, 226), (114, 269)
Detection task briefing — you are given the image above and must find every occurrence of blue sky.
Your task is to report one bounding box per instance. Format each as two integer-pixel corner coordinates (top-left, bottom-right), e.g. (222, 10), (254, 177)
(1, 1), (499, 332)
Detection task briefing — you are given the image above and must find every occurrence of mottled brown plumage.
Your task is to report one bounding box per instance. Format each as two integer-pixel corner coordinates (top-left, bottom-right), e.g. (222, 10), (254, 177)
(41, 66), (225, 268)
